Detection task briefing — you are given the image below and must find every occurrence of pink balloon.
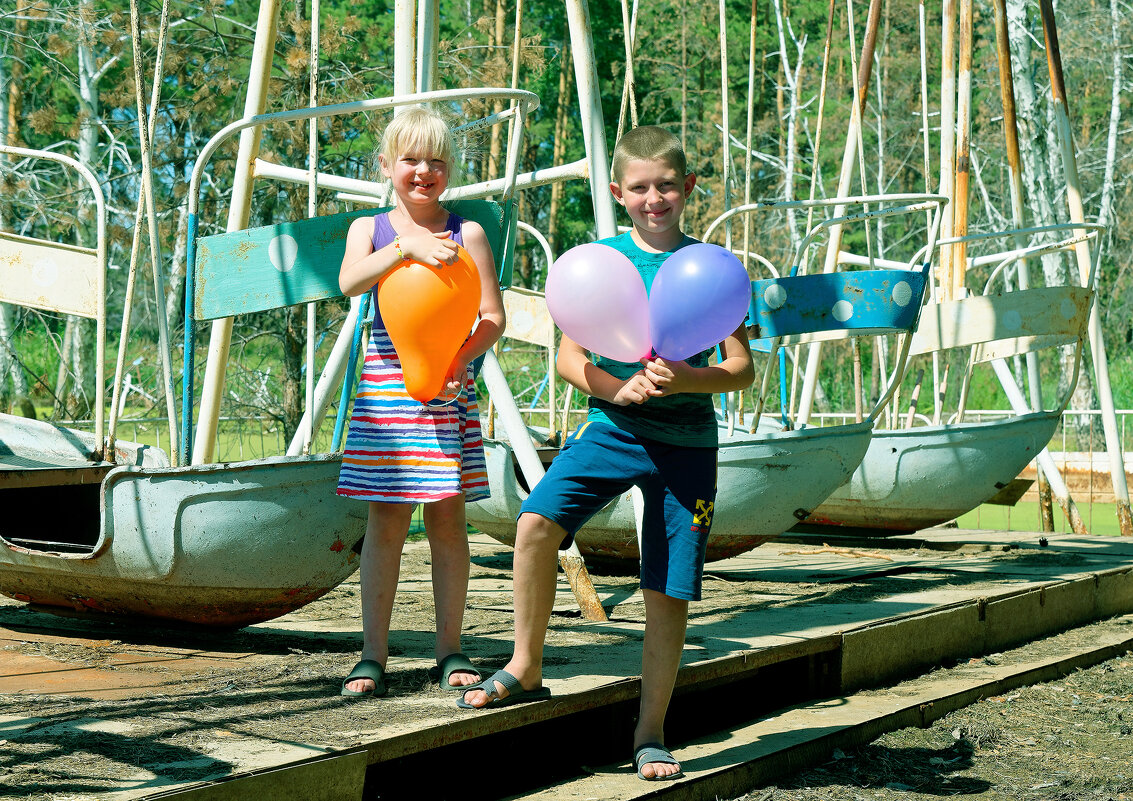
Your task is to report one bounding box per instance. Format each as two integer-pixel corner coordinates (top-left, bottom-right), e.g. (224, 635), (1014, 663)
(546, 243), (652, 362)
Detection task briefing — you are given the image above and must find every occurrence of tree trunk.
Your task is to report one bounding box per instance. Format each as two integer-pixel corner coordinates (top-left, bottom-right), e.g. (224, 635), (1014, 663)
(1096, 0), (1123, 238)
(282, 306), (305, 445)
(547, 42), (571, 260)
(164, 201), (190, 330)
(54, 317), (76, 417)
(0, 0), (34, 414)
(486, 0), (507, 181)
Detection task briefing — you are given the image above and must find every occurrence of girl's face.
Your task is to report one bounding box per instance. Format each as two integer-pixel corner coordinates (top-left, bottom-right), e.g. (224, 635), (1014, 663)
(381, 148), (449, 205)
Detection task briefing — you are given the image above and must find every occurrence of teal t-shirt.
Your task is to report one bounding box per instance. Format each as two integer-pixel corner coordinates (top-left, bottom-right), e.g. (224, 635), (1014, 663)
(586, 231), (718, 447)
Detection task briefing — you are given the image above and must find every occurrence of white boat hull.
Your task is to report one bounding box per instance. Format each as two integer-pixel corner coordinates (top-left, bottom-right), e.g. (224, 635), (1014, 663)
(0, 414), (366, 627)
(803, 411), (1062, 532)
(467, 420), (873, 565)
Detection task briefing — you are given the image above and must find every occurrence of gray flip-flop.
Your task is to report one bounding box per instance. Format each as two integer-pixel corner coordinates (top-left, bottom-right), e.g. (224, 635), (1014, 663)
(455, 668), (550, 709)
(634, 742), (683, 781)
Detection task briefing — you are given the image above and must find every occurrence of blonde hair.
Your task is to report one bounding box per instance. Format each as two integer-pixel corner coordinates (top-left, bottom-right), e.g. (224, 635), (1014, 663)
(610, 126), (687, 184)
(378, 106), (458, 170)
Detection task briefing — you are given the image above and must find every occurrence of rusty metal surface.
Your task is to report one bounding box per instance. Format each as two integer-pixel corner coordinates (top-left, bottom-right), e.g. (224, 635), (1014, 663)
(0, 458), (115, 489)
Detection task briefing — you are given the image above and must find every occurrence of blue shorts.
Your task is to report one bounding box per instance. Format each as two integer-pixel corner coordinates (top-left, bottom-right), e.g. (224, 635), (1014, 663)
(519, 421), (718, 601)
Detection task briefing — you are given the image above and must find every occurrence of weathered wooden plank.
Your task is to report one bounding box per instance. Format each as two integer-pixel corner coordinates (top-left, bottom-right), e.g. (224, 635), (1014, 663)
(0, 231), (99, 318)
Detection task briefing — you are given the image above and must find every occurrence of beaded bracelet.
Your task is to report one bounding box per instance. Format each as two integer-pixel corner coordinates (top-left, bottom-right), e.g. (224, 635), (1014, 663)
(393, 235), (404, 260)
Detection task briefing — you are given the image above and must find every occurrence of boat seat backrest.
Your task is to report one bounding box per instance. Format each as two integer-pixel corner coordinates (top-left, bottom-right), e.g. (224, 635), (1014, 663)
(747, 267), (929, 345)
(0, 231), (100, 319)
(500, 287), (556, 348)
(908, 285), (1093, 362)
(191, 198), (514, 321)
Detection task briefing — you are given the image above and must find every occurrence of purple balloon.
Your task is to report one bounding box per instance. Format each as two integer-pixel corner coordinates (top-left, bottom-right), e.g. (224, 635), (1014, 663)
(546, 243), (652, 362)
(649, 243), (751, 361)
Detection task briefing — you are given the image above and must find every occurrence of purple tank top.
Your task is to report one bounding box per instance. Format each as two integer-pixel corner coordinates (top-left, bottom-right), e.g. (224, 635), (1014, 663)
(369, 212), (464, 325)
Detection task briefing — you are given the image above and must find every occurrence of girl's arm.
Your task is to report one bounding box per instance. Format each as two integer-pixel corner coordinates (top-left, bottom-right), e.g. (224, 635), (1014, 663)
(640, 323), (755, 396)
(338, 216), (460, 297)
(339, 216), (398, 297)
(556, 335), (662, 406)
(445, 221), (505, 388)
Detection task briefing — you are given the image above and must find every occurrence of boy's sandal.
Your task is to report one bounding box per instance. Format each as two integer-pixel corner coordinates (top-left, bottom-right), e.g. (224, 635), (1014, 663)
(634, 742), (684, 781)
(341, 659), (387, 698)
(455, 668), (551, 709)
(432, 652), (482, 690)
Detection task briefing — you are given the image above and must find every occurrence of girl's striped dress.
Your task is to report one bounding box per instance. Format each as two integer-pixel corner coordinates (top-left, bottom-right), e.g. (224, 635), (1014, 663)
(336, 212), (490, 504)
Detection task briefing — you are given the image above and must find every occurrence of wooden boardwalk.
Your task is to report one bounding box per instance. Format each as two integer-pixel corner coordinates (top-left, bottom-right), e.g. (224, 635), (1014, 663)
(1, 528), (1131, 800)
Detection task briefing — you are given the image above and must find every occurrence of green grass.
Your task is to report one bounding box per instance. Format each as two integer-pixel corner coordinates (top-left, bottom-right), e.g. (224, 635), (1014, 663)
(956, 500), (1126, 537)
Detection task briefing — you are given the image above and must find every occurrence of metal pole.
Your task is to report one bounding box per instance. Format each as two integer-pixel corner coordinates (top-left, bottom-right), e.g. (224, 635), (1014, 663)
(416, 0), (438, 93)
(128, 0), (179, 463)
(950, 0), (972, 296)
(796, 0), (883, 425)
(191, 0), (282, 464)
(513, 0), (629, 622)
(304, 0), (320, 455)
(1038, 0), (1131, 536)
(394, 0), (415, 98)
(991, 0), (1054, 531)
(938, 0), (957, 298)
(991, 359), (1088, 535)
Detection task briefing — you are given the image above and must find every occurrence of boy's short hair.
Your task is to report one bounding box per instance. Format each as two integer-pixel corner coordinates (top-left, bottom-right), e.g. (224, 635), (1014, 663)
(379, 106), (457, 169)
(610, 126), (688, 183)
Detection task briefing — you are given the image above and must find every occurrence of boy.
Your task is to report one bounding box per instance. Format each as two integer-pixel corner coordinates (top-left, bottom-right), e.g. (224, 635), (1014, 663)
(459, 126), (754, 781)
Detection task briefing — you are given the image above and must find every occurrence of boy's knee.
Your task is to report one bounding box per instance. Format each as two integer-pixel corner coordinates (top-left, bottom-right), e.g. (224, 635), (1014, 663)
(516, 512), (569, 550)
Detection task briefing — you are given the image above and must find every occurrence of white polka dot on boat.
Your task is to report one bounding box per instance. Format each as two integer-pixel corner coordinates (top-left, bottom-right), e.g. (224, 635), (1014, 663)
(832, 300), (853, 322)
(32, 257), (60, 288)
(892, 280), (912, 307)
(764, 283), (787, 309)
(268, 234), (299, 273)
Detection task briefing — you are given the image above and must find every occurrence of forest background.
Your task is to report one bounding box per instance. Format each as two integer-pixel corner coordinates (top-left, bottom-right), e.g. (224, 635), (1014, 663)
(0, 0), (1130, 450)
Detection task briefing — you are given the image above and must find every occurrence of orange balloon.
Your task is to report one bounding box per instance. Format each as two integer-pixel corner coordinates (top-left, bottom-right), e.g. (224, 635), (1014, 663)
(378, 245), (482, 404)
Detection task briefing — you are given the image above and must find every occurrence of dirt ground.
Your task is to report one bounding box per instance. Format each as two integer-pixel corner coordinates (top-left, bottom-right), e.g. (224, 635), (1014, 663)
(735, 626), (1133, 801)
(1, 533), (1130, 801)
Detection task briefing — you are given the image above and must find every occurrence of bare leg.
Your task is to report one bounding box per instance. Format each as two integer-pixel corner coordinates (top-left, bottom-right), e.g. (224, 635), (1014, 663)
(634, 588), (688, 779)
(344, 501), (413, 695)
(421, 494), (478, 687)
(461, 512), (563, 706)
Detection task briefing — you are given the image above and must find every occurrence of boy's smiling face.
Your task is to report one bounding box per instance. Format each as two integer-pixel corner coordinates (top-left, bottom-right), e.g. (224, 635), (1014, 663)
(610, 157), (696, 251)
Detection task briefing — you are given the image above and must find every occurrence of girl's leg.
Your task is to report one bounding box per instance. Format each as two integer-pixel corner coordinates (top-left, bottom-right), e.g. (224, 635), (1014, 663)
(345, 500), (414, 694)
(635, 588), (689, 779)
(421, 494), (478, 685)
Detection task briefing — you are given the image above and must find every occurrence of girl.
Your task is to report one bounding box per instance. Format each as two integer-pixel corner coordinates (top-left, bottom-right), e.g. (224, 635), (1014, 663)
(336, 107), (505, 697)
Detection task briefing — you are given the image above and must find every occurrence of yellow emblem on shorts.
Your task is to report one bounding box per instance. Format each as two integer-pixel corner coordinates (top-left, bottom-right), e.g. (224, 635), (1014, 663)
(693, 499), (714, 526)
